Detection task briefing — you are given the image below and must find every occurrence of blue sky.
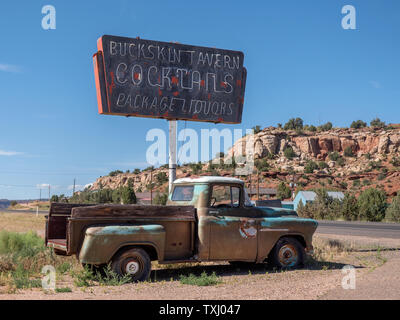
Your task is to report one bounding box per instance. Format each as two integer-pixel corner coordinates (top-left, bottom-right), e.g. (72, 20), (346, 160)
(0, 0), (399, 199)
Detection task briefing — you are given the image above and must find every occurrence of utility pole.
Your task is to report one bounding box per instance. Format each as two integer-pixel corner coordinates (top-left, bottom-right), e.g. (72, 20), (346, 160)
(72, 178), (76, 196)
(48, 185), (50, 203)
(39, 189), (42, 202)
(168, 120), (177, 194)
(150, 168), (153, 205)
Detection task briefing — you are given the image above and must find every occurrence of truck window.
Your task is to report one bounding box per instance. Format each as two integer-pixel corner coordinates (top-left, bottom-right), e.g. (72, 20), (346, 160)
(171, 185), (194, 201)
(210, 185), (241, 208)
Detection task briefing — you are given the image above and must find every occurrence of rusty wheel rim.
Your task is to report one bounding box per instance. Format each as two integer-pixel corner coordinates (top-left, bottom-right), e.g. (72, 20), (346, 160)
(278, 244), (298, 267)
(123, 257), (143, 277)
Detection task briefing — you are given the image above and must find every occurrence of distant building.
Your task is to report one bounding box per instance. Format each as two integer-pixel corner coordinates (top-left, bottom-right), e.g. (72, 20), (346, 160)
(293, 191), (344, 210)
(135, 192), (152, 205)
(245, 187), (277, 200)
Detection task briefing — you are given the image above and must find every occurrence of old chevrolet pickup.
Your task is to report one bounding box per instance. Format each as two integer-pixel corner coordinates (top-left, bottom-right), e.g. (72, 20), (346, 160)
(45, 176), (318, 281)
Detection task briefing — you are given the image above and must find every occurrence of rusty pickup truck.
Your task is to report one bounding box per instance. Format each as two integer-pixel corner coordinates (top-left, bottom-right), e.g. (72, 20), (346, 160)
(45, 176), (318, 281)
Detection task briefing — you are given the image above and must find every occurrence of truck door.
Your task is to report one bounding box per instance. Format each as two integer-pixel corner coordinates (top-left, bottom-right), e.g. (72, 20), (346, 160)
(208, 184), (258, 261)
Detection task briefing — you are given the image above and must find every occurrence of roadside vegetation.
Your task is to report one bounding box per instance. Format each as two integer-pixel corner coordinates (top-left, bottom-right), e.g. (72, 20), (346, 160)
(179, 271), (222, 286)
(0, 230), (76, 292)
(297, 188), (399, 222)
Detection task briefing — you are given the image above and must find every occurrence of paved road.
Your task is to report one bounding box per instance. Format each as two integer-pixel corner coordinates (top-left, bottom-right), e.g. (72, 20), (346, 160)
(317, 220), (400, 239)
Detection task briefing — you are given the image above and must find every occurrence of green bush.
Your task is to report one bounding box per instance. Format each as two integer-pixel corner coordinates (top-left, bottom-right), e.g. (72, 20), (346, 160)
(153, 192), (168, 205)
(386, 194), (400, 222)
(318, 122), (333, 132)
(284, 147), (296, 159)
(344, 147), (354, 157)
(304, 161), (318, 173)
(283, 118), (303, 130)
(109, 170), (123, 177)
(179, 271), (222, 286)
(341, 194), (359, 221)
(337, 157), (345, 166)
(370, 118), (385, 128)
(329, 151), (340, 161)
(255, 158), (269, 172)
(391, 157), (400, 167)
(277, 182), (292, 200)
(156, 172), (168, 185)
(357, 188), (387, 222)
(318, 161), (329, 169)
(121, 180), (137, 204)
(0, 231), (44, 258)
(350, 120), (367, 129)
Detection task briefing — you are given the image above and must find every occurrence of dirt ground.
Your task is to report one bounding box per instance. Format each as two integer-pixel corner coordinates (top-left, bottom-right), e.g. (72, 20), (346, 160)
(0, 211), (399, 300)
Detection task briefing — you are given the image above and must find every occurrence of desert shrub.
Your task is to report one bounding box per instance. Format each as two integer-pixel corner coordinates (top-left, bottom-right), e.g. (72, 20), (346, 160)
(0, 231), (44, 258)
(304, 161), (318, 173)
(391, 157), (400, 167)
(318, 161), (329, 169)
(252, 125), (262, 134)
(277, 182), (292, 200)
(341, 194), (359, 221)
(328, 151), (340, 161)
(377, 173), (386, 181)
(189, 162), (203, 174)
(284, 118), (303, 130)
(352, 179), (360, 187)
(109, 170), (123, 177)
(370, 118), (385, 128)
(283, 147), (296, 159)
(350, 120), (367, 129)
(153, 192), (168, 205)
(337, 157), (345, 166)
(121, 180), (137, 204)
(386, 194), (400, 222)
(156, 172), (168, 185)
(179, 271), (221, 286)
(318, 122), (333, 132)
(344, 147), (354, 157)
(307, 125), (317, 132)
(357, 188), (387, 222)
(255, 158), (269, 172)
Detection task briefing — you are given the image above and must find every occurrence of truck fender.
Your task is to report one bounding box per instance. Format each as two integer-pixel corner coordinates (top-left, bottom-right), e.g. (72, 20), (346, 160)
(78, 224), (165, 265)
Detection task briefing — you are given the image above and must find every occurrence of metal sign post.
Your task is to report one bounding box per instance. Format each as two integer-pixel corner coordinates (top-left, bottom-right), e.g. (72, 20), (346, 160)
(168, 120), (177, 194)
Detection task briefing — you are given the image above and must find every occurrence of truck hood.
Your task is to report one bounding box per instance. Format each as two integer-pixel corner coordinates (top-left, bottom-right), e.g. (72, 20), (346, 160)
(256, 206), (300, 218)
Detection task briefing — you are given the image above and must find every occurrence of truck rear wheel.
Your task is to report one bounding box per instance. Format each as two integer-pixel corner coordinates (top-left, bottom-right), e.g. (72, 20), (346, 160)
(268, 237), (304, 269)
(111, 248), (151, 282)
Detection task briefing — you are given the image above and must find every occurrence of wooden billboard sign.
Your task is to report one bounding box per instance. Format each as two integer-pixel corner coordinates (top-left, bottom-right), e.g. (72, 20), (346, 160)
(93, 35), (246, 124)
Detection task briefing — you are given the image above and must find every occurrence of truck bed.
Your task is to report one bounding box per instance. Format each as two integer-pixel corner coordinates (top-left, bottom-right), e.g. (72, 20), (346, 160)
(45, 203), (197, 260)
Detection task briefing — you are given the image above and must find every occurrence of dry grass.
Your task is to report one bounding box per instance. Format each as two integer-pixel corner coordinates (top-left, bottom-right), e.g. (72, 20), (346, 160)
(0, 212), (46, 234)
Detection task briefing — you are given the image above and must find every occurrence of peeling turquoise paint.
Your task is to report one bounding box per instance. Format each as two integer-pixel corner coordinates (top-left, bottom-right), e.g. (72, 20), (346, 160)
(91, 224), (164, 236)
(260, 217), (318, 228)
(257, 207), (298, 217)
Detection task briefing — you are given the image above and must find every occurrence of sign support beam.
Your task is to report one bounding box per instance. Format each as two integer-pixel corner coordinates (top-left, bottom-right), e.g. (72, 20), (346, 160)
(168, 120), (177, 194)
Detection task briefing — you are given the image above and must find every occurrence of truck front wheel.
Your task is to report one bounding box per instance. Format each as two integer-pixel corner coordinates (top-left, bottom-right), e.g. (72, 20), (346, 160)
(268, 237), (304, 269)
(111, 248), (151, 282)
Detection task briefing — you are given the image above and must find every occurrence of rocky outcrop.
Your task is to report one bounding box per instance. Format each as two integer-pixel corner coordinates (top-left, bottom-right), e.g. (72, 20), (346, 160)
(228, 127), (400, 161)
